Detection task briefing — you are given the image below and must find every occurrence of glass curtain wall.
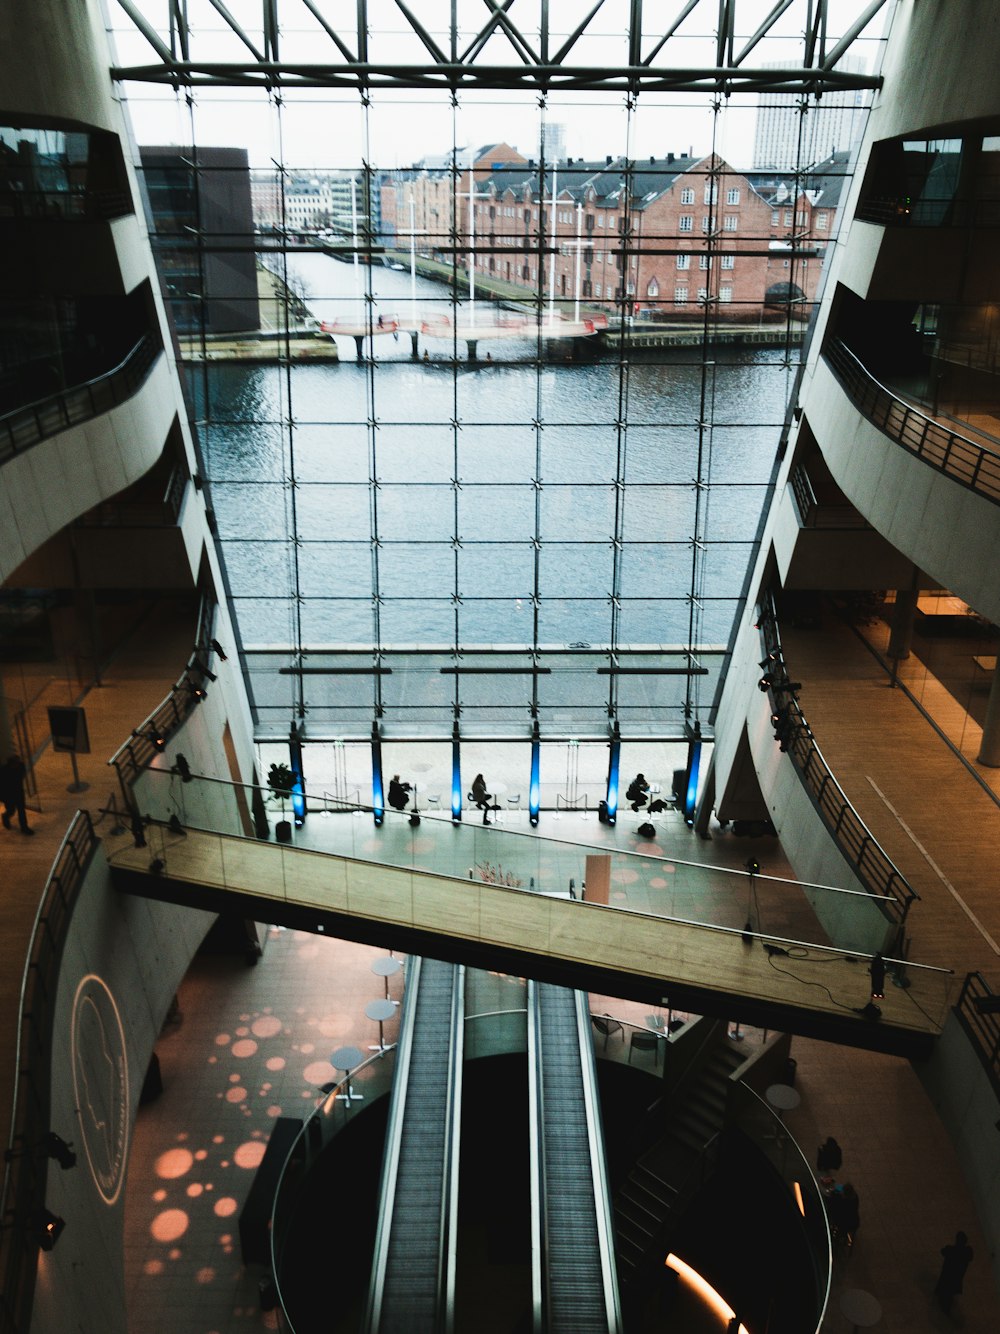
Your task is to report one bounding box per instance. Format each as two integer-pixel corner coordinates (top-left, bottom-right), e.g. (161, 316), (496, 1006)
(114, 3), (886, 746)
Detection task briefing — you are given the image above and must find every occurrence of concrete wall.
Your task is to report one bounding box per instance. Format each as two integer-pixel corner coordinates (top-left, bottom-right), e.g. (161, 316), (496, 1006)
(916, 1013), (1000, 1300)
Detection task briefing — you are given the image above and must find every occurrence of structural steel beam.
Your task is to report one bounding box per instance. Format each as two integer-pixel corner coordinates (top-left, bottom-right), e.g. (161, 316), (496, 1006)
(111, 0), (889, 92)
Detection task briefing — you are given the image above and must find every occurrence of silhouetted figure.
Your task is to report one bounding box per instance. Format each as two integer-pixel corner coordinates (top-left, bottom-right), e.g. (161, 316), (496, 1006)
(817, 1136), (843, 1173)
(0, 753), (33, 835)
(870, 952), (886, 999)
(470, 774), (493, 825)
(625, 773), (649, 812)
(935, 1231), (973, 1313)
(387, 775), (411, 810)
(827, 1182), (860, 1251)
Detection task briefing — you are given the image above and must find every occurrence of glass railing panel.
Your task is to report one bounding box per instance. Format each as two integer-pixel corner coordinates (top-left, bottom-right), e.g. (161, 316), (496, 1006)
(111, 766), (958, 1028)
(127, 766), (896, 949)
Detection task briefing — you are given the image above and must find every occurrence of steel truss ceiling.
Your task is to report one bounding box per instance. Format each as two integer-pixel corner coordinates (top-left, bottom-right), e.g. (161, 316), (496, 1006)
(113, 0), (889, 93)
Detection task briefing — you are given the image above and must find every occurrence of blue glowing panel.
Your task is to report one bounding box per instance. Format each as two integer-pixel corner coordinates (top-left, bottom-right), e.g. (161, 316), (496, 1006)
(372, 740), (384, 825)
(605, 737), (620, 823)
(529, 739), (540, 825)
(685, 741), (701, 824)
(452, 740), (462, 820)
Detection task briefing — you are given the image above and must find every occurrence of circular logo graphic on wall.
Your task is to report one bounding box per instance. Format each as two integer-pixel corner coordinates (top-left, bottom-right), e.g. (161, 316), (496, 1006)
(71, 974), (130, 1206)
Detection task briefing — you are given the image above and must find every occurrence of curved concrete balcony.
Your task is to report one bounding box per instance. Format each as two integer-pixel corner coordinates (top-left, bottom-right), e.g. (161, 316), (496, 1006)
(807, 342), (1000, 624)
(0, 340), (174, 580)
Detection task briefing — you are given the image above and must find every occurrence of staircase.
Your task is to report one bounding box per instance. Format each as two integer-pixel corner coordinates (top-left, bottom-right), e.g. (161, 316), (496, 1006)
(614, 1038), (746, 1288)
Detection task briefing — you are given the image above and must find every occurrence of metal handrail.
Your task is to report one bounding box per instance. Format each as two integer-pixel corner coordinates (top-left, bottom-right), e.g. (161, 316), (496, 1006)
(824, 339), (1000, 504)
(107, 599), (217, 797)
(758, 592), (919, 925)
(0, 335), (161, 463)
(0, 811), (98, 1334)
(0, 186), (133, 221)
(954, 972), (1000, 1100)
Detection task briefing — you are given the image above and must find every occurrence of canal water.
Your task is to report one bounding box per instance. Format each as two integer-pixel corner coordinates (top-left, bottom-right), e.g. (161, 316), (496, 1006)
(194, 253), (796, 653)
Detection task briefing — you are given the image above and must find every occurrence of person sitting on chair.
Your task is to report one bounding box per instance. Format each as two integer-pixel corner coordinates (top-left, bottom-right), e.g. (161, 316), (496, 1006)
(470, 773), (493, 825)
(387, 775), (411, 811)
(625, 773), (649, 812)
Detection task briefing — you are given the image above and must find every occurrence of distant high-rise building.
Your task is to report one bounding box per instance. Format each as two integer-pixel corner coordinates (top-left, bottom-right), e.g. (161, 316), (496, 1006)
(752, 58), (870, 171)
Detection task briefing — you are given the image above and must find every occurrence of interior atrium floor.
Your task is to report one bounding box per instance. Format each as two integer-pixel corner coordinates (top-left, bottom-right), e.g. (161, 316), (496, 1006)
(2, 604), (1000, 1330)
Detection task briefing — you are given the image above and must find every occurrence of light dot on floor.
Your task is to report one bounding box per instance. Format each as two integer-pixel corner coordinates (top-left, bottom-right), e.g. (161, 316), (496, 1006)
(152, 1188), (167, 1202)
(235, 1026), (249, 1037)
(151, 1209), (189, 1242)
(197, 1267), (216, 1285)
(231, 1038), (258, 1058)
(195, 1149), (207, 1160)
(234, 1141), (267, 1169)
(266, 1057), (286, 1071)
(303, 1059), (335, 1084)
(214, 1197), (238, 1218)
(186, 1183), (204, 1197)
(225, 1086), (247, 1103)
(155, 1147), (194, 1179)
(267, 1105), (282, 1117)
(252, 1016), (282, 1038)
(214, 1033), (230, 1047)
(143, 1260), (164, 1276)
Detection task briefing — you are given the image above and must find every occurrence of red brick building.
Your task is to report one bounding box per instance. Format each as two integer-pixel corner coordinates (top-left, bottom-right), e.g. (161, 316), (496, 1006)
(382, 149), (845, 323)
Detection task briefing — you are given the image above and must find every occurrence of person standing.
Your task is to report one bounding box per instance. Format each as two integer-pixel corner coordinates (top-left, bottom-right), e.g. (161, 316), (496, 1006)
(387, 775), (412, 811)
(1, 753), (34, 835)
(934, 1231), (973, 1313)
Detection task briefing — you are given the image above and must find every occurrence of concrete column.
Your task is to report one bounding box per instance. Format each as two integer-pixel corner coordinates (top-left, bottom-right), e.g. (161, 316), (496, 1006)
(977, 667), (1000, 767)
(409, 331), (420, 359)
(887, 586), (919, 661)
(466, 339), (477, 362)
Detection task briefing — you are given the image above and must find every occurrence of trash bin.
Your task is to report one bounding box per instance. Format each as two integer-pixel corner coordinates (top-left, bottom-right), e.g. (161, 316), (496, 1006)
(783, 1056), (797, 1087)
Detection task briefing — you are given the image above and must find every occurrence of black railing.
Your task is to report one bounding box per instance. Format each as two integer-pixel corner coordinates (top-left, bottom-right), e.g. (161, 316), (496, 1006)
(0, 187), (133, 222)
(109, 599), (217, 797)
(0, 335), (161, 463)
(856, 196), (1000, 229)
(955, 973), (1000, 1101)
(757, 593), (918, 926)
(0, 812), (98, 1334)
(790, 463), (870, 529)
(824, 339), (1000, 505)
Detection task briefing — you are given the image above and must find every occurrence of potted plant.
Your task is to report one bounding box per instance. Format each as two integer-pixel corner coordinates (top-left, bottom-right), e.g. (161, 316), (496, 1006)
(267, 762), (295, 843)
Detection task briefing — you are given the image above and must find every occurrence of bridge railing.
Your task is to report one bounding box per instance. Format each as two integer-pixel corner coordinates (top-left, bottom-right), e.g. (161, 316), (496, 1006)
(123, 763), (905, 953)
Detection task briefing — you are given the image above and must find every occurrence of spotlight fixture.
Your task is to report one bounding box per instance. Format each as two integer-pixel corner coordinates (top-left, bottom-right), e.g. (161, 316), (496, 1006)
(745, 859), (760, 875)
(33, 1208), (65, 1251)
(44, 1132), (76, 1170)
(146, 729), (166, 751)
(210, 638), (228, 661)
(757, 674), (774, 692)
(173, 754), (193, 783)
(186, 681), (207, 701)
(758, 653), (782, 669)
(190, 656), (217, 682)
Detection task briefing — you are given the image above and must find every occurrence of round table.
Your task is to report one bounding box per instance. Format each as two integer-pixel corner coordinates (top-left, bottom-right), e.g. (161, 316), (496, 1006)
(365, 998), (396, 1051)
(840, 1288), (882, 1331)
(765, 1082), (801, 1116)
(371, 956), (402, 1001)
(329, 1045), (365, 1102)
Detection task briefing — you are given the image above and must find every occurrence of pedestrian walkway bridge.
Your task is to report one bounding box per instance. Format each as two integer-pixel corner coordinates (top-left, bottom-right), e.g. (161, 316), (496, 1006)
(105, 818), (950, 1059)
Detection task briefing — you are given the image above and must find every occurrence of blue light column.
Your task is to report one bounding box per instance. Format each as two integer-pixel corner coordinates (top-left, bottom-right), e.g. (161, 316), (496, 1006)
(289, 723), (306, 827)
(529, 726), (541, 827)
(371, 725), (384, 827)
(684, 738), (702, 827)
(451, 726), (462, 822)
(604, 729), (620, 826)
